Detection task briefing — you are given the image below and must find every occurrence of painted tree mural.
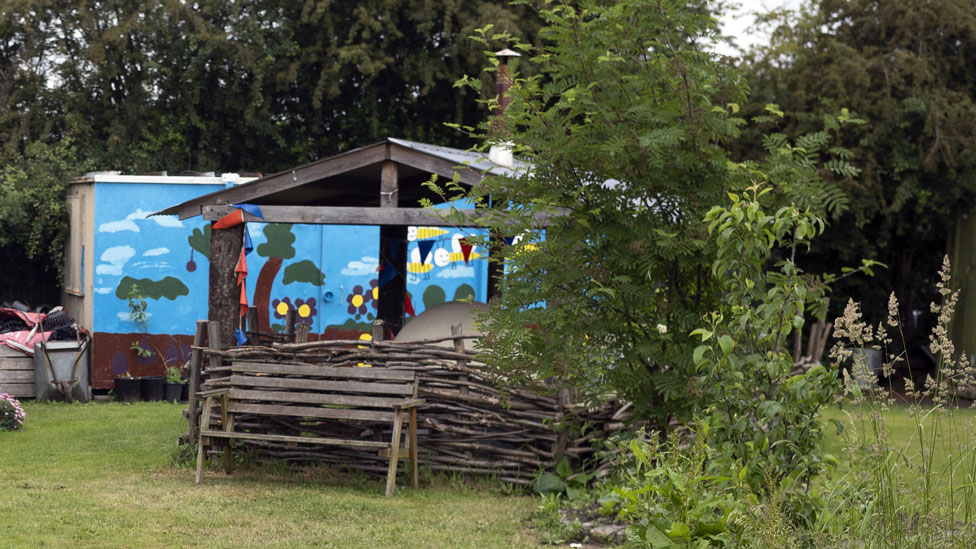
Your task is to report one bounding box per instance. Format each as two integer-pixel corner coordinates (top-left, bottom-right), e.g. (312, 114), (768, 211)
(254, 224), (326, 331)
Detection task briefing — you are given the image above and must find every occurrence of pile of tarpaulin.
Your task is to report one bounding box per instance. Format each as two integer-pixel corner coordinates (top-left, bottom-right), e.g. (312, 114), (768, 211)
(0, 302), (78, 355)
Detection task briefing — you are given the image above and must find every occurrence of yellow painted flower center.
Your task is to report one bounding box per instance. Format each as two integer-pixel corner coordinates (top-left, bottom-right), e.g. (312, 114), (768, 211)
(298, 304), (311, 318)
(275, 302), (290, 316)
(352, 294), (364, 308)
(372, 286), (379, 301)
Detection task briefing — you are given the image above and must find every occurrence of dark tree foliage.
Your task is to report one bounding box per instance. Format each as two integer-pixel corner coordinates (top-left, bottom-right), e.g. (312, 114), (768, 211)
(741, 0), (976, 346)
(0, 0), (539, 291)
(2, 0), (541, 173)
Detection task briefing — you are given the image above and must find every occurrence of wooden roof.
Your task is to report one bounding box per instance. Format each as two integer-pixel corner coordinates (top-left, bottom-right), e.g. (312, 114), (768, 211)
(156, 138), (528, 226)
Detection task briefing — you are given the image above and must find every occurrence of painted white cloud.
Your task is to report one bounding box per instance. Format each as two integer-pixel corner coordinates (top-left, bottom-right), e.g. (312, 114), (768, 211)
(341, 256), (379, 276)
(143, 247), (170, 257)
(97, 208), (183, 233)
(436, 265), (476, 279)
(98, 220), (139, 233)
(93, 287), (113, 295)
(131, 261), (172, 271)
(96, 245), (136, 276)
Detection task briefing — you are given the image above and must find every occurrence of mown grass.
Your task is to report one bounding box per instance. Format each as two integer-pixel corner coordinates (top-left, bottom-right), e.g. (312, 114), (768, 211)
(820, 403), (976, 483)
(0, 401), (536, 548)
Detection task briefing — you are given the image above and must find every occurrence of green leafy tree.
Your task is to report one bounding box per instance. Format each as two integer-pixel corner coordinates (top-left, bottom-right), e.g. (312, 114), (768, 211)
(449, 0), (747, 421)
(742, 0), (976, 345)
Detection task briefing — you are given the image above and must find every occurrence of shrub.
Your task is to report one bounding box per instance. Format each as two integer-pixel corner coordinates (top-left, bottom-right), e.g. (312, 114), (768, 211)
(0, 391), (25, 431)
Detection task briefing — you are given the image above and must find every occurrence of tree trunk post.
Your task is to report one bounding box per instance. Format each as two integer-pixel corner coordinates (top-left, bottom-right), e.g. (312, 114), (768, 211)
(208, 221), (244, 350)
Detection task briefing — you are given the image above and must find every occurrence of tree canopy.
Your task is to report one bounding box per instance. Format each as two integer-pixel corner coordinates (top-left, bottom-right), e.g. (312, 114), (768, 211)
(0, 0), (541, 294)
(743, 0), (976, 343)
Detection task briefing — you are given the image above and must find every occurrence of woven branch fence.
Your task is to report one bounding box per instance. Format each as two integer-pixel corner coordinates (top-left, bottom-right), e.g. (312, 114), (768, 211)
(186, 331), (628, 485)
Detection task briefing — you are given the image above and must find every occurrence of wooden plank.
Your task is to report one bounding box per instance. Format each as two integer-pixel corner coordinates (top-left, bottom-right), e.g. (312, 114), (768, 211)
(173, 142), (389, 219)
(0, 370), (35, 383)
(389, 145), (483, 187)
(187, 320), (207, 445)
(229, 388), (415, 409)
(231, 361), (415, 381)
(0, 382), (34, 398)
(200, 430), (390, 449)
(229, 374), (414, 395)
(200, 204), (565, 227)
(0, 346), (33, 359)
(227, 402), (396, 422)
(0, 357), (34, 369)
(386, 409), (404, 496)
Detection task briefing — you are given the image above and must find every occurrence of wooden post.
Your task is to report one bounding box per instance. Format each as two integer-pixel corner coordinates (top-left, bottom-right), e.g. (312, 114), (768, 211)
(285, 309), (296, 340)
(295, 323), (309, 344)
(451, 323), (468, 395)
(187, 320), (207, 445)
(208, 221), (244, 350)
(372, 319), (385, 342)
(486, 229), (505, 302)
(386, 409), (404, 497)
(378, 159), (407, 336)
(552, 387), (570, 465)
(245, 307), (258, 341)
(409, 407), (419, 489)
(207, 321), (224, 372)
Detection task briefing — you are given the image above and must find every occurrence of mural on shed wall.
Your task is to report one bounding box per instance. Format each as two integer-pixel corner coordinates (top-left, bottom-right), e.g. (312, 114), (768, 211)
(88, 181), (488, 387)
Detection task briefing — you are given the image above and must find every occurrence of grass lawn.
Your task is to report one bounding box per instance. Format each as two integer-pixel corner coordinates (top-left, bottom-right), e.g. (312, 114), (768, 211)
(821, 403), (976, 481)
(0, 401), (537, 548)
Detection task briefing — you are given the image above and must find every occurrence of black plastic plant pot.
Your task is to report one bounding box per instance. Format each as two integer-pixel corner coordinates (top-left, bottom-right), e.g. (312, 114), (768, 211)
(141, 376), (165, 401)
(164, 382), (183, 403)
(115, 377), (141, 402)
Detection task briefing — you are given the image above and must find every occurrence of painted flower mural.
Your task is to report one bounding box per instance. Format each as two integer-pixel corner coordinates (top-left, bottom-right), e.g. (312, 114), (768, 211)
(369, 279), (379, 310)
(272, 297), (294, 319)
(272, 297), (317, 325)
(294, 298), (317, 325)
(346, 285), (370, 316)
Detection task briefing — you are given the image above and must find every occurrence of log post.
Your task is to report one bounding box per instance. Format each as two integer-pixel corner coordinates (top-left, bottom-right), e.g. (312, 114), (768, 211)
(208, 221), (244, 349)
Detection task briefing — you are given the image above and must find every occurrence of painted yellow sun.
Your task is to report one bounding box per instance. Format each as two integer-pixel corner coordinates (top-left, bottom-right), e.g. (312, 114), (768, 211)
(357, 333), (372, 367)
(275, 301), (290, 316)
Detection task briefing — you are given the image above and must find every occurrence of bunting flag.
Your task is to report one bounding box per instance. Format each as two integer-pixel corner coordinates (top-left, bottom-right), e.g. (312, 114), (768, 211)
(459, 238), (474, 265)
(234, 247), (248, 286)
(234, 328), (248, 346)
(503, 236), (516, 246)
(232, 203), (264, 220)
(378, 260), (399, 287)
(404, 293), (415, 317)
(418, 240), (435, 265)
(243, 226), (253, 256)
(235, 245), (249, 318)
(239, 282), (248, 318)
(386, 238), (402, 262)
(212, 209), (245, 230)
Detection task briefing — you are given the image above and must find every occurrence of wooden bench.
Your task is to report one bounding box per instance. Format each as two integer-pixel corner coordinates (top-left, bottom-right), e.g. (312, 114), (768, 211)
(195, 361), (424, 496)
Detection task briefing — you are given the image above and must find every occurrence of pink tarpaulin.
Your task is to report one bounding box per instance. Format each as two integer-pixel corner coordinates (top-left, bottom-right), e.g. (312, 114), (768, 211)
(0, 309), (51, 355)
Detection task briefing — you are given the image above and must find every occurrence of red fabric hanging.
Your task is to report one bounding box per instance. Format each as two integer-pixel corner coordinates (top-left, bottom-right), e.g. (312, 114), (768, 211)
(213, 209), (245, 230)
